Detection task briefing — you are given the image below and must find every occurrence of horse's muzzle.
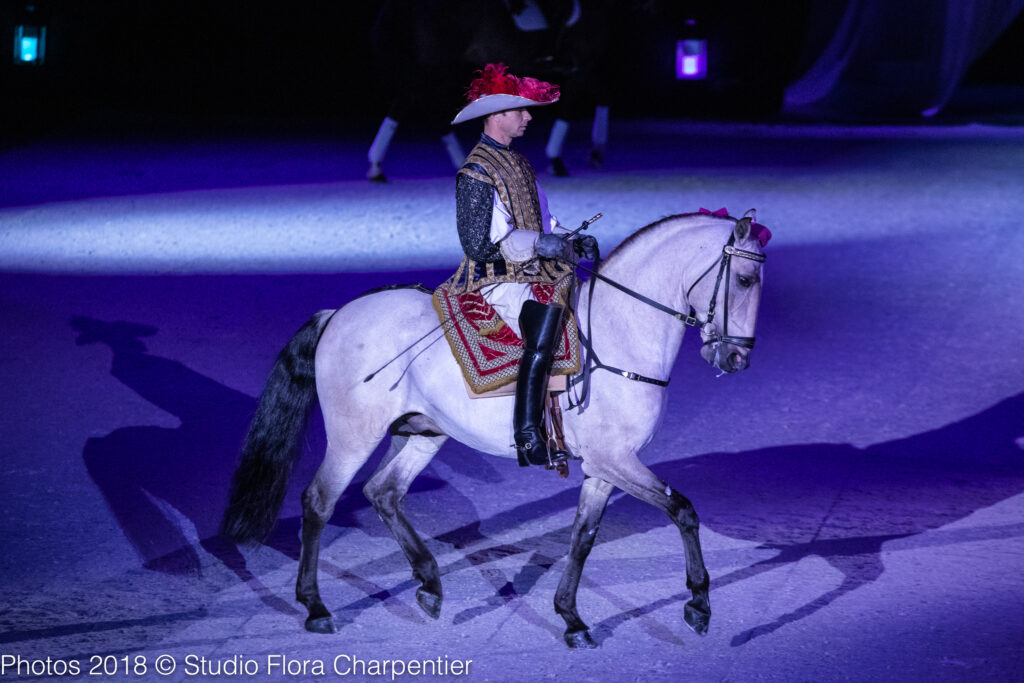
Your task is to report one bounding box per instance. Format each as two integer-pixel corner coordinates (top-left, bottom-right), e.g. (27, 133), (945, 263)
(726, 350), (749, 373)
(702, 343), (749, 374)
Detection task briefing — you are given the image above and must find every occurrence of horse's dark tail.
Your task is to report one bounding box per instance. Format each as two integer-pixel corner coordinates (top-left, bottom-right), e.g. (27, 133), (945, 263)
(220, 310), (335, 546)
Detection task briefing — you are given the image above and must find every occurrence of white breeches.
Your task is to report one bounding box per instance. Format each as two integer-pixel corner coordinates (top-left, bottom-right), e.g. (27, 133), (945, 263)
(482, 283), (536, 338)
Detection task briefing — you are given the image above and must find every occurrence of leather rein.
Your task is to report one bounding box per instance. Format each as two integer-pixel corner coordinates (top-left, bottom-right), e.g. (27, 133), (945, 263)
(563, 228), (766, 405)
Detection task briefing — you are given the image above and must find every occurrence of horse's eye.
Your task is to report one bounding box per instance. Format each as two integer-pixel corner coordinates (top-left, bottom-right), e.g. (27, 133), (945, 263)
(737, 275), (754, 288)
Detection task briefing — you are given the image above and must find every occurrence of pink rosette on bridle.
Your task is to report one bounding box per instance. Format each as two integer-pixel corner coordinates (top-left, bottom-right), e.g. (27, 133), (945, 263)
(699, 207), (771, 247)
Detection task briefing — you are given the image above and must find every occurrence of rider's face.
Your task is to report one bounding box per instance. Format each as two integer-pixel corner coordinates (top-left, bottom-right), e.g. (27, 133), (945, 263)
(486, 108), (532, 144)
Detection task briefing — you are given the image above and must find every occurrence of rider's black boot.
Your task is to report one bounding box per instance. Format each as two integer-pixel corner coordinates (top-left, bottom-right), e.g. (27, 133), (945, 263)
(514, 300), (564, 467)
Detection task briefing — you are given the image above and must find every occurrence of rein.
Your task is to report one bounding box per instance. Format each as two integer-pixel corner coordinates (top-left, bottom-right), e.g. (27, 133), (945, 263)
(562, 226), (766, 406)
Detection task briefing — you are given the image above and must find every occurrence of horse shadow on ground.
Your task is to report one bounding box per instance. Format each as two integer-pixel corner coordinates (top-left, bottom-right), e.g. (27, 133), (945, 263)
(321, 390), (1024, 645)
(72, 315), (1024, 644)
(71, 316), (450, 610)
(646, 392), (1024, 646)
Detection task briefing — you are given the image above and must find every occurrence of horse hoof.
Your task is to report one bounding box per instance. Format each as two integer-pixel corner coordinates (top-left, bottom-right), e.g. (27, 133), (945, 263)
(416, 588), (442, 620)
(548, 157), (569, 177)
(564, 629), (598, 649)
(367, 162), (387, 182)
(304, 616), (336, 634)
(684, 600), (710, 636)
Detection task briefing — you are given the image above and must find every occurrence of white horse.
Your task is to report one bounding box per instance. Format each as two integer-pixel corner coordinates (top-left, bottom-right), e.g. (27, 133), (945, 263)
(221, 211), (767, 648)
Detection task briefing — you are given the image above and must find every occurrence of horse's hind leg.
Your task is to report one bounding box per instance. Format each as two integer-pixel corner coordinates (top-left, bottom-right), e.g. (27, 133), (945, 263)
(587, 454), (711, 636)
(297, 442), (376, 633)
(362, 432), (448, 619)
(554, 476), (614, 649)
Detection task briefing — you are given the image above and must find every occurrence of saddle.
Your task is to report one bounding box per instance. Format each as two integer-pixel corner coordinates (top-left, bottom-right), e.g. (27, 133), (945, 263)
(431, 279), (581, 396)
(432, 279), (581, 477)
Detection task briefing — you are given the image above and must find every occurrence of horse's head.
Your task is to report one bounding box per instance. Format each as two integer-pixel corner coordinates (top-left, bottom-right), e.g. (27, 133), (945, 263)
(688, 216), (767, 374)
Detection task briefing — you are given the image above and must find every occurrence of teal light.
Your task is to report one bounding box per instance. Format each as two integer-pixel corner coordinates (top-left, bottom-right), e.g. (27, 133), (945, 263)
(20, 36), (37, 62)
(14, 25), (45, 65)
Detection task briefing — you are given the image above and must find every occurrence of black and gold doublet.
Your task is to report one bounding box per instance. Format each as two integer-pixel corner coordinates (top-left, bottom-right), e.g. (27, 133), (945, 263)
(444, 135), (573, 294)
(432, 134), (581, 393)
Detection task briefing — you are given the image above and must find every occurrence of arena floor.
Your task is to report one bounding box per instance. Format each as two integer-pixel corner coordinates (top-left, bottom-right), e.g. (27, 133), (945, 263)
(1, 118), (1022, 681)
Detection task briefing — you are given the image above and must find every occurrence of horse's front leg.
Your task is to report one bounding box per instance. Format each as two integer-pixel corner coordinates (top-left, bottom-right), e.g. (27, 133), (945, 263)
(554, 476), (614, 648)
(664, 486), (711, 635)
(587, 454), (711, 637)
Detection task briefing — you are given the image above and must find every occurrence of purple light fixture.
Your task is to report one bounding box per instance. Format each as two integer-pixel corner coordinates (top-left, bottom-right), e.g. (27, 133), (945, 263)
(676, 39), (706, 80)
(675, 19), (705, 80)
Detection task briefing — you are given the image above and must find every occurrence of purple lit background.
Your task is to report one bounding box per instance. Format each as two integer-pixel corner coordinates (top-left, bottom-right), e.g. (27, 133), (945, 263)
(2, 3), (1024, 682)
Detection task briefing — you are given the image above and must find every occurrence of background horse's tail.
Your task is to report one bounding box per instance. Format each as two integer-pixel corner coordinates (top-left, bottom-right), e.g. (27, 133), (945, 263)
(220, 310), (335, 545)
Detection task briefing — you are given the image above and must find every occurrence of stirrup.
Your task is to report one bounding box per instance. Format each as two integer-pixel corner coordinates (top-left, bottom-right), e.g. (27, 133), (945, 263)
(545, 442), (571, 478)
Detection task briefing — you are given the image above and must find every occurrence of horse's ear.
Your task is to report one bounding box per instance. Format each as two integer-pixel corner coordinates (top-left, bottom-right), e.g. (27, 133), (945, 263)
(734, 217), (752, 241)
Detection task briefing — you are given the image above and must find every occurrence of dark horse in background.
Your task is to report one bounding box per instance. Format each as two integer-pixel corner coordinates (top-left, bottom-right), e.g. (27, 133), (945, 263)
(366, 0), (621, 181)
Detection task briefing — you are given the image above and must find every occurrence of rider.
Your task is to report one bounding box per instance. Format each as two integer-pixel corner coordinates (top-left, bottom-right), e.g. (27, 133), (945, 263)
(450, 63), (598, 468)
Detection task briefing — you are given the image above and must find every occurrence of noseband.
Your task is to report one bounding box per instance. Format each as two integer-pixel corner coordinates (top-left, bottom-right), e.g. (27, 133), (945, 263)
(685, 233), (766, 350)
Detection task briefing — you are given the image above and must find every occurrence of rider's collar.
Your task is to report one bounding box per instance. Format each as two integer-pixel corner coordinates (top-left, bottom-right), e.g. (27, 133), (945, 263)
(480, 133), (509, 150)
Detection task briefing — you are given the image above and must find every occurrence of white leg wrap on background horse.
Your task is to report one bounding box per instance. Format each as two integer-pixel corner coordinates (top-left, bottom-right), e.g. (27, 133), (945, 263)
(441, 132), (465, 170)
(592, 106), (609, 147)
(546, 119), (570, 160)
(368, 116), (399, 164)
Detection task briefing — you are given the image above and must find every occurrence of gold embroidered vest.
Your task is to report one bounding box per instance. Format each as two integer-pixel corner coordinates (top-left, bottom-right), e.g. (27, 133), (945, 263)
(445, 142), (573, 294)
(460, 142), (545, 234)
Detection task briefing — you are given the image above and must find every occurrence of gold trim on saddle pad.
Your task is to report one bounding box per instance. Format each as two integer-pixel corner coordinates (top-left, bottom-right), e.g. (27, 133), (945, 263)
(463, 374), (567, 399)
(432, 276), (580, 395)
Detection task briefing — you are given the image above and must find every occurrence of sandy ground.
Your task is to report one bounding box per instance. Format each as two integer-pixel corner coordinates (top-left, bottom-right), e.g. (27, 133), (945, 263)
(1, 120), (1023, 682)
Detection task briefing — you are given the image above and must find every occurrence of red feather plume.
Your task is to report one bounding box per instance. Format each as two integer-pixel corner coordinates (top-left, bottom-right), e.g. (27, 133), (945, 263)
(516, 76), (559, 103)
(465, 63), (559, 104)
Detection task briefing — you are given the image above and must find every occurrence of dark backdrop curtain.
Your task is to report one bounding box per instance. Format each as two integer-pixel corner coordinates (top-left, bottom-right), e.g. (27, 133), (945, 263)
(783, 1), (1024, 118)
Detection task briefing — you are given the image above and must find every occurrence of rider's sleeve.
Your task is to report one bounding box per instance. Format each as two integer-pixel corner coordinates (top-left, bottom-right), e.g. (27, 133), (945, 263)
(459, 174), (560, 263)
(489, 189), (514, 243)
(537, 182), (567, 234)
(492, 181), (562, 241)
(456, 172), (502, 262)
(492, 190), (541, 264)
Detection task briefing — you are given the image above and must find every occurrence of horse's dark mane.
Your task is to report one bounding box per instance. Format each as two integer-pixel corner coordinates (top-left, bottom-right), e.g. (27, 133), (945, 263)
(600, 212), (736, 270)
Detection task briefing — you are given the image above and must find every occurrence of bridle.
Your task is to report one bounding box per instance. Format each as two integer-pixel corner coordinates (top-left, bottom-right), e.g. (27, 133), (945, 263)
(564, 222), (766, 400)
(685, 231), (766, 351)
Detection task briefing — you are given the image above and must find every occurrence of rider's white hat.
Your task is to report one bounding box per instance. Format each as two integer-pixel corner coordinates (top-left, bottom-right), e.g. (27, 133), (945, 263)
(451, 63), (559, 125)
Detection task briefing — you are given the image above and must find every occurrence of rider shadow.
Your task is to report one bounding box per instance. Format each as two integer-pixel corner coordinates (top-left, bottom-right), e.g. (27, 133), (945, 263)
(72, 316), (445, 613)
(410, 392), (1023, 646)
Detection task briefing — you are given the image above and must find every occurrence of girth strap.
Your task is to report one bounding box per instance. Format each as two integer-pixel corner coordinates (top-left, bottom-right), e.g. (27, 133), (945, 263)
(566, 255), (670, 410)
(569, 329), (670, 393)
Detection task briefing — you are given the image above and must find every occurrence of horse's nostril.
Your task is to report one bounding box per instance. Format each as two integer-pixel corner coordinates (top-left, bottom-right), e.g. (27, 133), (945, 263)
(731, 352), (747, 370)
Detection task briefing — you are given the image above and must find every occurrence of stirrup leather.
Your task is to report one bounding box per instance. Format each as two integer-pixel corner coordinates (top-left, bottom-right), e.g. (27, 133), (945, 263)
(545, 393), (573, 478)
